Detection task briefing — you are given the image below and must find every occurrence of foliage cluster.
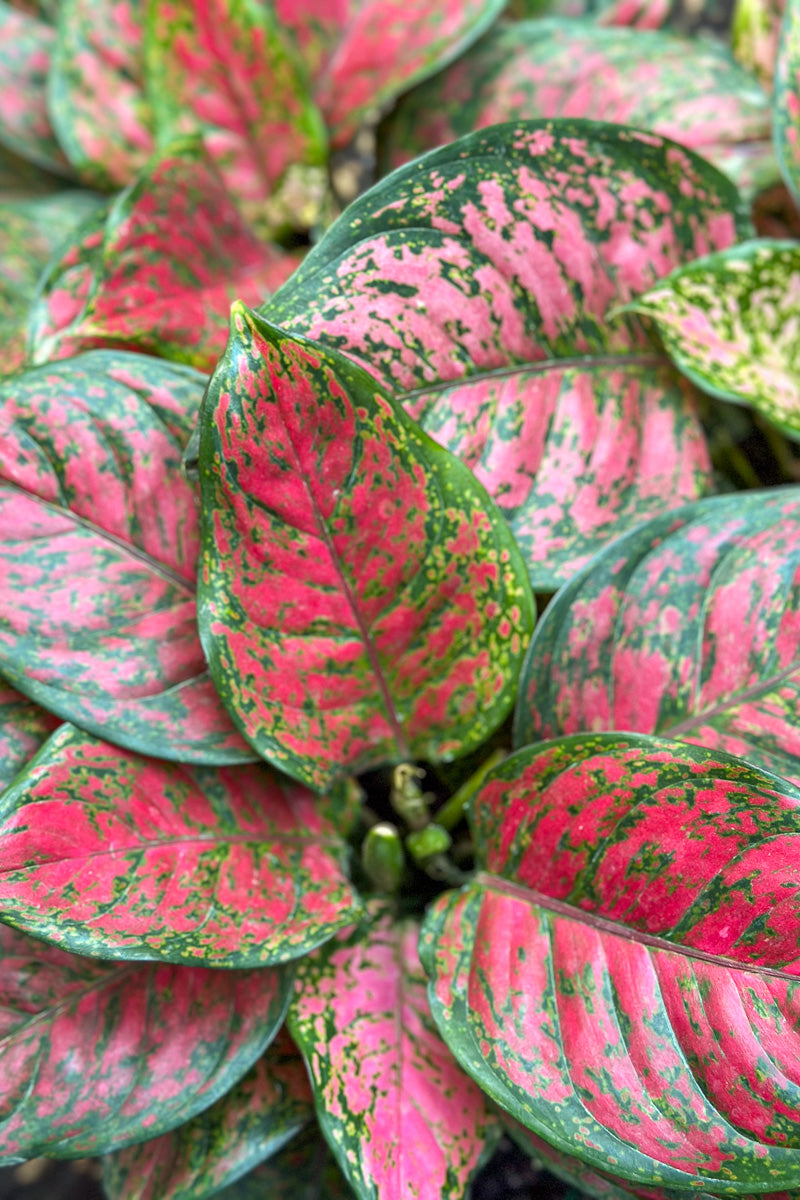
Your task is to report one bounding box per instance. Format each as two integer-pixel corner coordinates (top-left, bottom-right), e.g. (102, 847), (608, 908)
(2, 0), (800, 1198)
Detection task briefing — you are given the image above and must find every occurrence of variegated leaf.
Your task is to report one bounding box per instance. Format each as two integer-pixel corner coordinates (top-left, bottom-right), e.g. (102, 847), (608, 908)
(0, 921), (290, 1161)
(275, 0), (506, 150)
(776, 0), (800, 205)
(103, 1026), (313, 1199)
(734, 0), (786, 87)
(0, 678), (58, 793)
(514, 487), (800, 786)
(214, 1126), (354, 1200)
(50, 0), (154, 188)
(28, 142), (303, 370)
(379, 21), (774, 196)
(0, 354), (254, 763)
(289, 908), (499, 1200)
(199, 307), (534, 791)
(0, 724), (363, 965)
(0, 1), (71, 175)
(624, 239), (800, 437)
(421, 733), (800, 1191)
(144, 0), (327, 236)
(408, 359), (712, 590)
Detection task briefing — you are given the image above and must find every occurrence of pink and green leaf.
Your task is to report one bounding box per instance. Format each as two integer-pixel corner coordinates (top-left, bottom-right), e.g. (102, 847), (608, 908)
(0, 1), (72, 175)
(420, 732), (800, 1191)
(379, 22), (773, 196)
(775, 0), (800, 205)
(0, 724), (363, 966)
(49, 0), (154, 188)
(103, 1025), (314, 1199)
(514, 486), (800, 786)
(199, 307), (535, 791)
(408, 358), (713, 590)
(0, 921), (290, 1160)
(0, 679), (59, 793)
(26, 205), (108, 364)
(0, 353), (254, 763)
(289, 907), (499, 1200)
(624, 239), (800, 438)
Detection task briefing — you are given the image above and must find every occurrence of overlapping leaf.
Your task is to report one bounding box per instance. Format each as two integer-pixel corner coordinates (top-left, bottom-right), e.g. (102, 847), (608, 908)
(289, 908), (498, 1200)
(28, 143), (303, 370)
(49, 0), (154, 188)
(0, 921), (290, 1161)
(421, 732), (800, 1191)
(0, 724), (363, 965)
(379, 21), (774, 195)
(514, 487), (800, 785)
(104, 1026), (313, 1199)
(0, 1), (70, 174)
(0, 679), (58, 793)
(199, 308), (534, 790)
(214, 1127), (353, 1200)
(775, 0), (800, 205)
(625, 239), (800, 437)
(0, 353), (254, 762)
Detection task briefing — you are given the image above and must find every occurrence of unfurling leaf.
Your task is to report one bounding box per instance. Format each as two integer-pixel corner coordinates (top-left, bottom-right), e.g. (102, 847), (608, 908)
(199, 307), (534, 790)
(421, 733), (800, 1191)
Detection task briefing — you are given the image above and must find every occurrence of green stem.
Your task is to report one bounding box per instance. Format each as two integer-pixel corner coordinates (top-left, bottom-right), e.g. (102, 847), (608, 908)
(436, 748), (507, 832)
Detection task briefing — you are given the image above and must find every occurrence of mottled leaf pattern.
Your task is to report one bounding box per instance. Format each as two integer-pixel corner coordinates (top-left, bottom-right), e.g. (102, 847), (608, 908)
(775, 0), (800, 205)
(408, 358), (712, 590)
(625, 239), (800, 437)
(49, 0), (154, 188)
(199, 308), (534, 790)
(267, 120), (750, 393)
(0, 354), (253, 762)
(26, 205), (108, 366)
(28, 142), (303, 370)
(0, 1), (71, 174)
(421, 733), (800, 1190)
(214, 1126), (354, 1200)
(289, 908), (498, 1200)
(0, 679), (58, 793)
(514, 487), (800, 786)
(0, 921), (290, 1160)
(103, 1026), (313, 1199)
(379, 22), (773, 195)
(0, 724), (363, 965)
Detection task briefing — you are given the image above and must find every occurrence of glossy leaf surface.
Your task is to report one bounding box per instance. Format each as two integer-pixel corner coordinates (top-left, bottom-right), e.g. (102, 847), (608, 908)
(0, 724), (363, 965)
(515, 487), (800, 785)
(50, 0), (154, 187)
(0, 354), (253, 762)
(0, 1), (70, 174)
(0, 679), (58, 793)
(408, 359), (712, 590)
(28, 143), (303, 371)
(776, 0), (800, 206)
(0, 921), (290, 1160)
(625, 240), (800, 437)
(267, 120), (750, 393)
(199, 308), (534, 790)
(421, 733), (800, 1191)
(104, 1026), (313, 1199)
(289, 908), (498, 1200)
(380, 22), (773, 195)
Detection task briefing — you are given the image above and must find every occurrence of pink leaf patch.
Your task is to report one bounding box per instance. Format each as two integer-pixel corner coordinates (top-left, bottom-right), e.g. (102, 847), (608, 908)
(0, 679), (59, 793)
(0, 2), (72, 175)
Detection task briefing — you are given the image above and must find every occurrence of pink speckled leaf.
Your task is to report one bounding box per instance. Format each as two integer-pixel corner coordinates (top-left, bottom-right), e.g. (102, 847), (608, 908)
(198, 306), (534, 791)
(104, 1026), (313, 1200)
(379, 22), (772, 196)
(0, 921), (290, 1161)
(0, 679), (59, 793)
(0, 724), (363, 965)
(626, 240), (800, 438)
(26, 205), (108, 365)
(514, 487), (800, 786)
(0, 1), (71, 175)
(408, 358), (712, 590)
(289, 908), (499, 1200)
(49, 0), (153, 188)
(28, 141), (303, 371)
(734, 0), (786, 86)
(144, 0), (327, 235)
(421, 732), (800, 1191)
(276, 0), (505, 150)
(0, 353), (254, 763)
(267, 120), (750, 394)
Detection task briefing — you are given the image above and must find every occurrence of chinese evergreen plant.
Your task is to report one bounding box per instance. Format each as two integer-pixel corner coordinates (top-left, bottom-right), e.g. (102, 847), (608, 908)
(2, 1), (800, 1199)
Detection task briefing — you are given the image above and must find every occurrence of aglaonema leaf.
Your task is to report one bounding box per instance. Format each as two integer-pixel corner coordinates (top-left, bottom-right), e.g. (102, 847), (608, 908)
(514, 487), (800, 786)
(0, 724), (363, 966)
(289, 907), (499, 1200)
(198, 306), (535, 791)
(420, 732), (800, 1192)
(49, 0), (154, 188)
(0, 679), (58, 793)
(623, 239), (800, 438)
(0, 353), (254, 763)
(213, 1126), (353, 1200)
(28, 141), (304, 371)
(775, 0), (800, 206)
(0, 1), (71, 175)
(379, 21), (774, 196)
(0, 921), (291, 1161)
(103, 1025), (313, 1199)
